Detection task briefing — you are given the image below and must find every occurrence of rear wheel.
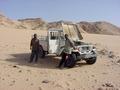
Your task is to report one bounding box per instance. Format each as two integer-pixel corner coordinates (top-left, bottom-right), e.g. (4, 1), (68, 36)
(86, 57), (96, 64)
(39, 46), (45, 58)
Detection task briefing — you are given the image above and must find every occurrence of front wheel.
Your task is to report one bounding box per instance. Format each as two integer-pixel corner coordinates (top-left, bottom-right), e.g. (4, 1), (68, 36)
(86, 57), (97, 64)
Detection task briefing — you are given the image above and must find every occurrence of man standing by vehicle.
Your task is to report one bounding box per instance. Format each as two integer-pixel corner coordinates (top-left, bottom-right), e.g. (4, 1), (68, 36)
(58, 34), (75, 68)
(29, 34), (39, 63)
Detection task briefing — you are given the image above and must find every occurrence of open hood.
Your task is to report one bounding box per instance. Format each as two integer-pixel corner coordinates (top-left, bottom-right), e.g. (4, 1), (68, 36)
(61, 22), (83, 41)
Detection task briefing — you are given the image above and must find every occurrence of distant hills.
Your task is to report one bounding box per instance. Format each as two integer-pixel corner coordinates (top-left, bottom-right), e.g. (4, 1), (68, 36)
(77, 21), (120, 35)
(0, 13), (120, 35)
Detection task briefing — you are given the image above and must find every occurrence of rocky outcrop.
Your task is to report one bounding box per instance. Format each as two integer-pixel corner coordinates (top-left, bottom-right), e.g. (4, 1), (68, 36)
(18, 18), (47, 30)
(78, 21), (120, 35)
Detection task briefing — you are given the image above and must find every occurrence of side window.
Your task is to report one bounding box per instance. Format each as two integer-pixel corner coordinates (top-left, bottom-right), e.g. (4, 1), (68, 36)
(59, 31), (65, 40)
(50, 32), (58, 40)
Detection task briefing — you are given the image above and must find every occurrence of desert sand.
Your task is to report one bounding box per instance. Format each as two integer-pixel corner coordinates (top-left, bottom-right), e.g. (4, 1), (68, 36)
(0, 28), (120, 90)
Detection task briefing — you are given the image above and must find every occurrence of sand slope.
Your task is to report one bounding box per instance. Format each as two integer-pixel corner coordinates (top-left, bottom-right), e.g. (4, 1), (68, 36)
(1, 13), (120, 35)
(0, 29), (120, 90)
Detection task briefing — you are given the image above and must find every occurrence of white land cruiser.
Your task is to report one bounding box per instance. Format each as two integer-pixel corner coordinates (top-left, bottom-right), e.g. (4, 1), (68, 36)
(38, 22), (97, 66)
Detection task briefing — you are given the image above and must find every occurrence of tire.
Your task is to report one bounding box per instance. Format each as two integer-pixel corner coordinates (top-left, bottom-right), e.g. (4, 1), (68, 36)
(65, 54), (76, 68)
(39, 46), (45, 58)
(86, 57), (96, 64)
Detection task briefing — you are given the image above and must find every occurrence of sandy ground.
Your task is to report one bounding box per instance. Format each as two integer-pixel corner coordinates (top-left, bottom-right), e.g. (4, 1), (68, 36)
(0, 28), (120, 90)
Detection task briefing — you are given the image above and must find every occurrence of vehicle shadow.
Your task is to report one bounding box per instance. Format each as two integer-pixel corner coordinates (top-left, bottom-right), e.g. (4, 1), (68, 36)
(5, 53), (89, 69)
(5, 53), (61, 69)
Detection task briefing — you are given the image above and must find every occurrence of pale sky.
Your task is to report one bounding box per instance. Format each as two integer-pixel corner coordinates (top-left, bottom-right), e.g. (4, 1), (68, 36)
(0, 0), (120, 26)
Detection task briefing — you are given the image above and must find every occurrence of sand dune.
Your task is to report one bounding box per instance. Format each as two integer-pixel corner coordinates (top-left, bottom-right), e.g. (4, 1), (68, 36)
(0, 28), (120, 90)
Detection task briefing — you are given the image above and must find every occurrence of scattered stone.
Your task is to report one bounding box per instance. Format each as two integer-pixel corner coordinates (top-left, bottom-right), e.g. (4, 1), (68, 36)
(108, 51), (115, 58)
(106, 65), (110, 67)
(9, 83), (14, 86)
(117, 59), (120, 64)
(13, 65), (19, 68)
(99, 87), (119, 90)
(102, 82), (114, 87)
(38, 87), (42, 90)
(72, 78), (76, 81)
(94, 79), (97, 82)
(55, 84), (63, 88)
(2, 78), (4, 80)
(42, 80), (50, 83)
(27, 70), (31, 72)
(97, 87), (103, 90)
(92, 85), (94, 88)
(18, 70), (22, 73)
(106, 83), (114, 87)
(98, 49), (108, 55)
(67, 74), (71, 76)
(9, 80), (15, 86)
(66, 82), (70, 86)
(67, 88), (71, 90)
(12, 80), (15, 83)
(91, 75), (95, 77)
(102, 72), (108, 75)
(26, 78), (29, 81)
(51, 81), (55, 85)
(31, 83), (33, 86)
(85, 70), (87, 73)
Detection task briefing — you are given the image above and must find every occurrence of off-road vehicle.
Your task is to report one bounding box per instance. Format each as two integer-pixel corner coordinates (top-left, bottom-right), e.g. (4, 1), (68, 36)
(39, 22), (97, 67)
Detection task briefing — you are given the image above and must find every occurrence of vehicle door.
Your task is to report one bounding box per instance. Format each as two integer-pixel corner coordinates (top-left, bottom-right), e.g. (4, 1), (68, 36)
(48, 31), (59, 54)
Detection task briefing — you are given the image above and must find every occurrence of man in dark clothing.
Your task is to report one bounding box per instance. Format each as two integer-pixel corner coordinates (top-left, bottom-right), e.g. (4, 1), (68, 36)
(58, 34), (75, 68)
(29, 34), (39, 63)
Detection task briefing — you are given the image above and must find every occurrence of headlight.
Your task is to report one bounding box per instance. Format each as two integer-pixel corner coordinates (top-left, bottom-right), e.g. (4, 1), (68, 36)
(93, 46), (96, 50)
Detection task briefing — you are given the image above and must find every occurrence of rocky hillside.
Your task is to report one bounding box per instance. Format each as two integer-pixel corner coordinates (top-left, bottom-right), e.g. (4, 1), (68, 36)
(78, 21), (120, 35)
(0, 13), (20, 28)
(18, 18), (47, 30)
(0, 13), (120, 35)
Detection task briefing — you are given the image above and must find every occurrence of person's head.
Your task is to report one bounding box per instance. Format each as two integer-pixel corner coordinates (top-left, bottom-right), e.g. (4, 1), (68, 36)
(33, 34), (37, 39)
(65, 34), (68, 39)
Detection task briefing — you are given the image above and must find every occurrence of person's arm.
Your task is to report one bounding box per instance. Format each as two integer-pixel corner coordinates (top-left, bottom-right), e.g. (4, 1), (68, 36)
(68, 38), (75, 49)
(30, 39), (32, 50)
(38, 39), (40, 47)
